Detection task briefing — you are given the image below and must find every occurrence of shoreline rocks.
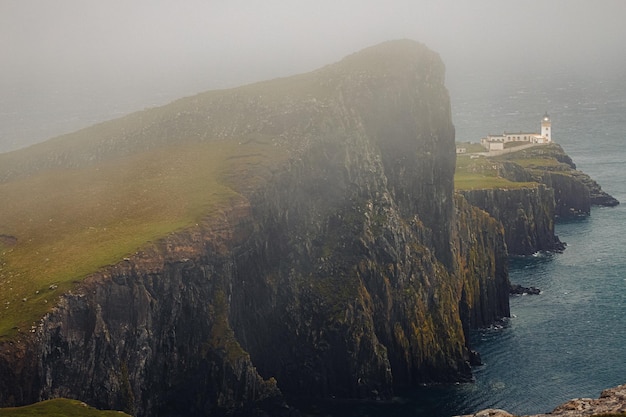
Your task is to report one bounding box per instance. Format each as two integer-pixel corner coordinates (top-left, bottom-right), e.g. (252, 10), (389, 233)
(457, 383), (626, 417)
(509, 284), (541, 295)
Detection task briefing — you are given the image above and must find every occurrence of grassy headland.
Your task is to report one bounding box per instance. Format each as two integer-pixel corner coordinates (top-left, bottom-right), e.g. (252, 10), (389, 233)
(454, 152), (536, 190)
(453, 142), (577, 191)
(0, 135), (287, 338)
(0, 41), (427, 339)
(0, 398), (131, 416)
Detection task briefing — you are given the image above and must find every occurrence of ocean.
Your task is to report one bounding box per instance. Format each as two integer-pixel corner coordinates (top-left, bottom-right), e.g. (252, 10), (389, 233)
(1, 67), (625, 416)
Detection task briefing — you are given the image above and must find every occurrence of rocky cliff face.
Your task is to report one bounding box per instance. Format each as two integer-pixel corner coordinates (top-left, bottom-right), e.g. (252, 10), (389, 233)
(459, 144), (619, 256)
(459, 185), (563, 256)
(453, 195), (509, 330)
(0, 40), (510, 416)
(498, 144), (619, 217)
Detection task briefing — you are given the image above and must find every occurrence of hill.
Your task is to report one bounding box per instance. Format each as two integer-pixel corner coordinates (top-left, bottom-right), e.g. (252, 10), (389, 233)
(0, 40), (510, 416)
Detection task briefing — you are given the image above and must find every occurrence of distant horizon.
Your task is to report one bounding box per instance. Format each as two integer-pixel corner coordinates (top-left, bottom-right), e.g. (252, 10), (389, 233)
(2, 60), (623, 154)
(2, 0), (625, 152)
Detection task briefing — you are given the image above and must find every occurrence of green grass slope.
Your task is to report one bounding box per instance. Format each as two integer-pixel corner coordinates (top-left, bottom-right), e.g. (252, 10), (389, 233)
(0, 96), (295, 340)
(0, 137), (286, 337)
(0, 39), (443, 339)
(453, 143), (576, 191)
(0, 398), (130, 417)
(454, 153), (536, 190)
(0, 41), (342, 339)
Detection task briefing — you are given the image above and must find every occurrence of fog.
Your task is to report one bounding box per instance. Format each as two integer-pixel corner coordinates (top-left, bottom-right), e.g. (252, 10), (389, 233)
(2, 0), (625, 152)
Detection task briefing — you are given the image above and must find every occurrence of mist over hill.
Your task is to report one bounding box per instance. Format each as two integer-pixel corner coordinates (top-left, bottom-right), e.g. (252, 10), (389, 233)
(0, 40), (514, 416)
(2, 1), (625, 153)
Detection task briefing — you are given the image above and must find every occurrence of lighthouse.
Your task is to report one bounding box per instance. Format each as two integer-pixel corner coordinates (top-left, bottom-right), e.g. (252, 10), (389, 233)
(480, 112), (554, 150)
(541, 112), (552, 142)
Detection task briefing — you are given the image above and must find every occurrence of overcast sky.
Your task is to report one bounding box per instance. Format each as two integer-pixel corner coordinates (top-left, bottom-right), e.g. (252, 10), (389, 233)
(1, 0), (626, 151)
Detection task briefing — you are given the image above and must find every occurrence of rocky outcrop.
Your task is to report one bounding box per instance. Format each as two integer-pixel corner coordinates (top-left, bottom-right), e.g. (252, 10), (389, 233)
(509, 284), (540, 295)
(457, 383), (626, 417)
(457, 144), (618, 256)
(537, 171), (591, 217)
(0, 40), (511, 416)
(498, 144), (619, 217)
(536, 168), (620, 216)
(454, 195), (509, 330)
(458, 185), (564, 255)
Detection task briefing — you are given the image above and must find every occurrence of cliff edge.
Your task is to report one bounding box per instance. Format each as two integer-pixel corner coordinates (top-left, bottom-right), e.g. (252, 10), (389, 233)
(0, 40), (510, 416)
(456, 143), (618, 255)
(496, 143), (619, 216)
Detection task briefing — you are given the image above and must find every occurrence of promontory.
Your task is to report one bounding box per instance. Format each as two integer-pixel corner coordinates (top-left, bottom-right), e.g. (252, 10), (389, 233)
(0, 40), (616, 416)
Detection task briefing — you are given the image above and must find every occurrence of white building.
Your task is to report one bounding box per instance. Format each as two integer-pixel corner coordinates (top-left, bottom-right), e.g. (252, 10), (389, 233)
(541, 113), (551, 141)
(481, 113), (552, 150)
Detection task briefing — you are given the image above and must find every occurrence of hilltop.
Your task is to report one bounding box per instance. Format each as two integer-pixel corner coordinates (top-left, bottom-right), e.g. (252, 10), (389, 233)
(0, 40), (450, 338)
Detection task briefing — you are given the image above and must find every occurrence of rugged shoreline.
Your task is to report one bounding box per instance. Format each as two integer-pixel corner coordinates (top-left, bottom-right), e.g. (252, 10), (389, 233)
(457, 143), (618, 256)
(456, 144), (622, 417)
(457, 383), (626, 417)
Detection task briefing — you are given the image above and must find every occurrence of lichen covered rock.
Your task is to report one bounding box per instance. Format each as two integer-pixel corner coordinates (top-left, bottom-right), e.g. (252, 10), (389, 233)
(459, 185), (564, 255)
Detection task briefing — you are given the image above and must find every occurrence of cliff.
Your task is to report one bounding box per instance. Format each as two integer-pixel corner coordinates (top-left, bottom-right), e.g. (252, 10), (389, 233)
(456, 144), (618, 255)
(459, 185), (563, 256)
(497, 144), (619, 217)
(453, 195), (509, 330)
(0, 40), (510, 416)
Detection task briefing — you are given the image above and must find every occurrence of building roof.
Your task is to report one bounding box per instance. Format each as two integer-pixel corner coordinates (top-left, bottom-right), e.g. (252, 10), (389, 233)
(502, 131), (539, 135)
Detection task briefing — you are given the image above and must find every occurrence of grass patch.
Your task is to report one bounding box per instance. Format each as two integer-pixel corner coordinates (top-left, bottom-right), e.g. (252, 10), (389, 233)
(454, 155), (536, 190)
(454, 142), (485, 153)
(508, 157), (563, 169)
(0, 138), (287, 338)
(0, 398), (130, 416)
(206, 290), (248, 363)
(454, 174), (532, 190)
(311, 274), (360, 323)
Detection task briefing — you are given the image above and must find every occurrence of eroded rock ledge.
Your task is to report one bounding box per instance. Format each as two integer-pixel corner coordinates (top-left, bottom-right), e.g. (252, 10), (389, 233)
(497, 144), (619, 216)
(459, 185), (563, 255)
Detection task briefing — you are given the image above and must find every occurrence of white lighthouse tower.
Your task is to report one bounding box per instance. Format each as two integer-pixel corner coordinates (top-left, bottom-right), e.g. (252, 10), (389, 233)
(541, 112), (552, 142)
